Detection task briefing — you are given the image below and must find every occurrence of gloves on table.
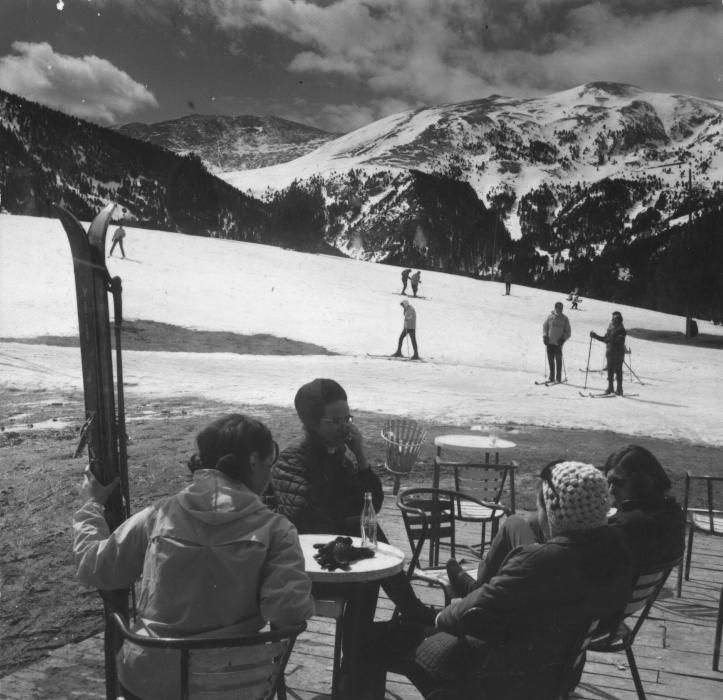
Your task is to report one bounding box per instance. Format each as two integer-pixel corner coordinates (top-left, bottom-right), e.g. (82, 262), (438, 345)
(313, 536), (375, 571)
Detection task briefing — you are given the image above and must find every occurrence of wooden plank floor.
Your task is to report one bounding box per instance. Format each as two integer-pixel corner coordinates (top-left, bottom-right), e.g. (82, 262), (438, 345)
(1, 491), (721, 699)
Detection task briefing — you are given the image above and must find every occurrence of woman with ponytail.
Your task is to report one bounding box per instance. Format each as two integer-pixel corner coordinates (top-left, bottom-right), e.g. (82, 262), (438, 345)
(73, 414), (314, 700)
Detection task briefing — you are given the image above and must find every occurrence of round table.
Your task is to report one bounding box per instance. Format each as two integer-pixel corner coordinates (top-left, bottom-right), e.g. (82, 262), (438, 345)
(300, 534), (405, 583)
(300, 535), (406, 696)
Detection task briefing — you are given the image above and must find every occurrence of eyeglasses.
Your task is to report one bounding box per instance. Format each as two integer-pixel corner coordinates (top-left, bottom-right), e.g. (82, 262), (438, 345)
(539, 461), (562, 502)
(320, 415), (354, 427)
(607, 475), (626, 488)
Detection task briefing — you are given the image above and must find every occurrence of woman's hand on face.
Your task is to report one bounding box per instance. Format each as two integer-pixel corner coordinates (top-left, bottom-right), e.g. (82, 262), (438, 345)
(82, 468), (120, 505)
(345, 423), (369, 471)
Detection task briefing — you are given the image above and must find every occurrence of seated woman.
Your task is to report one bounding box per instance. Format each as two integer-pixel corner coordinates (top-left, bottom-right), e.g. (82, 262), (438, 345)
(372, 461), (633, 699)
(447, 444), (684, 597)
(603, 444), (684, 570)
(73, 414), (314, 700)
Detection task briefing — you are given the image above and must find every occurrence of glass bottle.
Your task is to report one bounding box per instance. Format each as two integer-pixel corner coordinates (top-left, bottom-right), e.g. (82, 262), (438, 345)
(360, 491), (377, 549)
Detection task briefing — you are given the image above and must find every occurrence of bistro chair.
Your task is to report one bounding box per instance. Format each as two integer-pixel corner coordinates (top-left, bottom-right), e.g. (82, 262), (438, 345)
(396, 487), (506, 606)
(457, 608), (599, 700)
(589, 557), (682, 700)
(112, 613), (305, 700)
(381, 418), (427, 495)
(441, 459), (516, 557)
(676, 472), (723, 597)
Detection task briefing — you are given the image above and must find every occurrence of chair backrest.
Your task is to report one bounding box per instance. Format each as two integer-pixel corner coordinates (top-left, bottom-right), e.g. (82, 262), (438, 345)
(381, 418), (427, 476)
(459, 608), (599, 700)
(596, 557), (681, 646)
(112, 613), (305, 700)
(440, 460), (515, 519)
(396, 487), (506, 571)
(683, 472), (723, 535)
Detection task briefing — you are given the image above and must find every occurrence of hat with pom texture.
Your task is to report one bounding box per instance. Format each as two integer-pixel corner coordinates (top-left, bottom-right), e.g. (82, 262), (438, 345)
(542, 461), (608, 536)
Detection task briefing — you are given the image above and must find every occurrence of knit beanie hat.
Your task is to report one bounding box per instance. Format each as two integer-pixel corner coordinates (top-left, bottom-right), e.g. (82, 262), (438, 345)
(542, 461), (609, 536)
(294, 378), (347, 426)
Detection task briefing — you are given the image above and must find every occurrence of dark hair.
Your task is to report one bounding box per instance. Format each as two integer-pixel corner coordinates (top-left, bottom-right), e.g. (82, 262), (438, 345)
(189, 414), (274, 484)
(603, 445), (671, 506)
(294, 378), (347, 426)
(612, 310), (623, 320)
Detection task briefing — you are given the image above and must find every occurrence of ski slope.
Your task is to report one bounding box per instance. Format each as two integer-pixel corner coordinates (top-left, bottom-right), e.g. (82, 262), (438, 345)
(1, 213), (722, 446)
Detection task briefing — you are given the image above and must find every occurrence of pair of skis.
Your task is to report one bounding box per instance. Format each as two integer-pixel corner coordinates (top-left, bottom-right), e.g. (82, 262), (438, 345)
(534, 379), (568, 386)
(579, 391), (639, 399)
(57, 203), (130, 700)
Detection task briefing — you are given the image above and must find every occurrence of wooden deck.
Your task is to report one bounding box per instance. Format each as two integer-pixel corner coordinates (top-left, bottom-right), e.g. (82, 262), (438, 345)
(1, 492), (721, 700)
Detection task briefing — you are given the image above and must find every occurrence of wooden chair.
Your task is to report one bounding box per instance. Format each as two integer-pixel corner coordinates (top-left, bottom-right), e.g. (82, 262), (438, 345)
(676, 472), (723, 597)
(589, 557), (682, 700)
(442, 459), (516, 557)
(381, 418), (427, 495)
(396, 487), (506, 606)
(112, 613), (305, 700)
(458, 609), (599, 700)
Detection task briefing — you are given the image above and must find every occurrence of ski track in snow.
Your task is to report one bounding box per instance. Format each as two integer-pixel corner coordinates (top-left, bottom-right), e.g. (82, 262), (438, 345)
(1, 213), (722, 447)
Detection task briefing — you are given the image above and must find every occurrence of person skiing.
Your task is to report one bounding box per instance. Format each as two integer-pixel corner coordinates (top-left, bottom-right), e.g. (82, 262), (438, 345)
(393, 300), (420, 359)
(542, 302), (571, 383)
(109, 225), (126, 258)
(400, 268), (412, 295)
(410, 270), (421, 297)
(591, 310), (627, 395)
(503, 271), (512, 295)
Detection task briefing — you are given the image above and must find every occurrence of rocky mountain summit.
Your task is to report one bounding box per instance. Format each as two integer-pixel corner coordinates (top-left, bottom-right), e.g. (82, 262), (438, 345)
(117, 114), (337, 173)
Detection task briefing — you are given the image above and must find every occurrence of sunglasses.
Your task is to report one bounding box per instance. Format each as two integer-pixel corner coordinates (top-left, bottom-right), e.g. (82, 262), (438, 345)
(320, 415), (354, 427)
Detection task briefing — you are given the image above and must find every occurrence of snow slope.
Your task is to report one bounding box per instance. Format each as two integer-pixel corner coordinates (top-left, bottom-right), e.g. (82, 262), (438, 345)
(1, 213), (721, 446)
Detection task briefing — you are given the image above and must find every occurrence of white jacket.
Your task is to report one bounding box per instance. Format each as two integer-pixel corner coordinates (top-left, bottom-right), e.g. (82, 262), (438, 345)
(74, 469), (314, 699)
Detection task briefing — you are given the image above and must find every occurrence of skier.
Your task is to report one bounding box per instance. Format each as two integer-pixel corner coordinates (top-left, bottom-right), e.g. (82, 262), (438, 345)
(410, 270), (421, 297)
(109, 225), (126, 258)
(590, 310), (627, 395)
(400, 268), (412, 295)
(503, 271), (512, 295)
(542, 302), (571, 383)
(392, 300), (420, 359)
(571, 293), (581, 310)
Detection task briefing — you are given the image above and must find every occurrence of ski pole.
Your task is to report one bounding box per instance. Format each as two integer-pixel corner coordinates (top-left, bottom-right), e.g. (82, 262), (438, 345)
(623, 359), (645, 385)
(562, 353), (568, 382)
(584, 336), (593, 390)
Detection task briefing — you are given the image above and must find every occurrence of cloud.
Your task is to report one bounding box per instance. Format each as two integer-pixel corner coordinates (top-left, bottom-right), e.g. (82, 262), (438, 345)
(96, 1), (723, 129)
(195, 0), (723, 102)
(0, 41), (158, 124)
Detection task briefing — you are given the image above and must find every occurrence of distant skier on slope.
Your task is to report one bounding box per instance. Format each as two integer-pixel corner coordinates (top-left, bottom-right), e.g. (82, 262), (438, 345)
(503, 271), (512, 295)
(109, 226), (126, 258)
(392, 300), (420, 360)
(542, 302), (571, 383)
(401, 268), (412, 295)
(410, 270), (421, 297)
(590, 310), (627, 395)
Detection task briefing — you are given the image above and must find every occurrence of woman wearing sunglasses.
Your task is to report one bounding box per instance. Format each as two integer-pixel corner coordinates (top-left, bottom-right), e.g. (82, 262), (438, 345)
(73, 413), (314, 700)
(373, 461), (633, 699)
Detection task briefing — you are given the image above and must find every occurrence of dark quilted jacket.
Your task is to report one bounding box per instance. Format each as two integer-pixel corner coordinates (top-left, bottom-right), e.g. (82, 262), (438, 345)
(268, 433), (384, 536)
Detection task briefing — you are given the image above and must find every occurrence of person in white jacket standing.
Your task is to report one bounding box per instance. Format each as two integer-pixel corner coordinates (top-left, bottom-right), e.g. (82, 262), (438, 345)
(392, 299), (420, 359)
(73, 413), (314, 700)
(542, 302), (571, 382)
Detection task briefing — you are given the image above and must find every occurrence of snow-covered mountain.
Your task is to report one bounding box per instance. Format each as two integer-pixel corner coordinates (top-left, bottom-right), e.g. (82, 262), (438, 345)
(117, 114), (338, 174)
(223, 82), (723, 240)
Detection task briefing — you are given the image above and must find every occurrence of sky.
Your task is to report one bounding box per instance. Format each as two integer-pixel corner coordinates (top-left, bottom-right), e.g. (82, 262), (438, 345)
(0, 1), (721, 133)
(2, 212), (722, 451)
